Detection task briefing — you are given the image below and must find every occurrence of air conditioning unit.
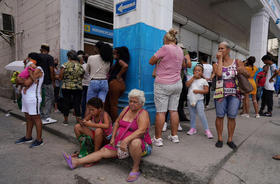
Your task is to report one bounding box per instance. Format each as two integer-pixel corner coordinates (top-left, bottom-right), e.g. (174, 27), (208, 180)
(0, 13), (14, 33)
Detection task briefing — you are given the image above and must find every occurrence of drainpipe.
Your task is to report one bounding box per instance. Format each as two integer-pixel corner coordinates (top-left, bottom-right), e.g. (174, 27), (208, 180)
(80, 0), (85, 50)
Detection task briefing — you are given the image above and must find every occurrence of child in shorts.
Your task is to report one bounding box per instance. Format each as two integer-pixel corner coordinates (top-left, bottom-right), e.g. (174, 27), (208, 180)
(73, 97), (113, 155)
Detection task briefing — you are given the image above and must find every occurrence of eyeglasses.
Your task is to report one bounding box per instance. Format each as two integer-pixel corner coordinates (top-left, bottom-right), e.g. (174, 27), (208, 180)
(129, 100), (140, 104)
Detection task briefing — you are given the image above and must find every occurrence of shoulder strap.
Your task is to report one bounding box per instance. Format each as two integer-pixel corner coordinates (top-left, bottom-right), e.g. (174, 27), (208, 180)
(234, 59), (238, 67)
(100, 110), (104, 123)
(134, 109), (144, 120)
(119, 119), (133, 140)
(118, 108), (144, 140)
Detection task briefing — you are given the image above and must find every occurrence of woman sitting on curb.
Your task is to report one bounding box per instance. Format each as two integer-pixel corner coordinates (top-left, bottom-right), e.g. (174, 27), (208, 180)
(63, 89), (152, 182)
(74, 97), (112, 154)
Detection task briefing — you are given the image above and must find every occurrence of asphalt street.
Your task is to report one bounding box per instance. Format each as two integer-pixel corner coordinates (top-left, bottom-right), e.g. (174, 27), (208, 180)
(0, 112), (166, 184)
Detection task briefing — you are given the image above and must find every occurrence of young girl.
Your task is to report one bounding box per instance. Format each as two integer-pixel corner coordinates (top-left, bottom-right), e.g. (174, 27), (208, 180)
(186, 64), (213, 139)
(241, 56), (259, 118)
(17, 60), (37, 94)
(73, 97), (113, 154)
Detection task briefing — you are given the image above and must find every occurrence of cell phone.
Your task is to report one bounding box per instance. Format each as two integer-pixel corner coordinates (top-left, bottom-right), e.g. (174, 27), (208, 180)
(106, 134), (112, 140)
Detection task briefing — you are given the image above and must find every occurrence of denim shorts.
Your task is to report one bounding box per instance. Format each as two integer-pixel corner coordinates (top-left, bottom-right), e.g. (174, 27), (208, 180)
(214, 95), (240, 119)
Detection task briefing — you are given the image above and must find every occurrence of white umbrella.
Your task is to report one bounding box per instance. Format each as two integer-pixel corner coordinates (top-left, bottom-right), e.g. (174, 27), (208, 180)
(4, 60), (25, 72)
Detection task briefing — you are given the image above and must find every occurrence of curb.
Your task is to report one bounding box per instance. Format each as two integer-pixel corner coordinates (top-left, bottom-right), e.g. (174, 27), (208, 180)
(0, 106), (231, 184)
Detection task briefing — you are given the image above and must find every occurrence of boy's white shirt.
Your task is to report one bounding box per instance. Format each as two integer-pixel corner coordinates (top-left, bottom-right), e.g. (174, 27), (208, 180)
(264, 64), (277, 91)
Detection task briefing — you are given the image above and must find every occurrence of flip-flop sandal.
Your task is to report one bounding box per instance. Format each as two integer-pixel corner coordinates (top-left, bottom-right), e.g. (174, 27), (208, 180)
(63, 153), (74, 169)
(272, 155), (280, 160)
(83, 162), (98, 168)
(126, 171), (140, 182)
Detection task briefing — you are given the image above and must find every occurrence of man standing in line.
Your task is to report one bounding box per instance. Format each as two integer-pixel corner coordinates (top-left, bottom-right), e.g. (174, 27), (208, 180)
(38, 44), (57, 124)
(259, 54), (278, 117)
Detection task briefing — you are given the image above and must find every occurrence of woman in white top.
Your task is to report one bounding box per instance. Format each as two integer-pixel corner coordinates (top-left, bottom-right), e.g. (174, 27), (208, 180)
(201, 54), (213, 107)
(15, 53), (45, 148)
(86, 42), (112, 103)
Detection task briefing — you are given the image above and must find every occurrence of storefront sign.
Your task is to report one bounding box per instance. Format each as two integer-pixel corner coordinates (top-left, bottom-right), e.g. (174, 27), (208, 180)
(84, 24), (113, 39)
(116, 0), (136, 15)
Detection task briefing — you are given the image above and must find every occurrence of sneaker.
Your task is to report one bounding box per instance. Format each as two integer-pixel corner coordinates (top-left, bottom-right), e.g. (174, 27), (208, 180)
(47, 117), (57, 123)
(15, 136), (33, 144)
(30, 139), (44, 148)
(241, 114), (250, 118)
(42, 117), (57, 125)
(152, 136), (163, 147)
(162, 122), (167, 132)
(168, 135), (180, 143)
(264, 112), (272, 117)
(42, 118), (48, 124)
(42, 119), (50, 125)
(255, 114), (260, 118)
(178, 123), (183, 131)
(187, 128), (197, 135)
(205, 129), (213, 139)
(63, 120), (69, 126)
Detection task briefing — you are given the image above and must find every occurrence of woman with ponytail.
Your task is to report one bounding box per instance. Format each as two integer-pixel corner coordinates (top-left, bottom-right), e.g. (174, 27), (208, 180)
(149, 29), (184, 146)
(241, 56), (259, 118)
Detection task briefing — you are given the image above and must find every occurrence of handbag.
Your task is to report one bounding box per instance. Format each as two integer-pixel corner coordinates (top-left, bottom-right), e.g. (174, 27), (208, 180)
(78, 135), (94, 158)
(237, 73), (253, 93)
(236, 60), (253, 94)
(116, 122), (133, 159)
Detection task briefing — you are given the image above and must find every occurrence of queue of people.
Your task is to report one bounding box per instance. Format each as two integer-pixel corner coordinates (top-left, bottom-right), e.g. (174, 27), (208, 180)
(13, 29), (280, 182)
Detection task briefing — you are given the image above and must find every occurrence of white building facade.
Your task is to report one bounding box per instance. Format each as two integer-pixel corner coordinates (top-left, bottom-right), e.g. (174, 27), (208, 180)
(1, 1), (280, 114)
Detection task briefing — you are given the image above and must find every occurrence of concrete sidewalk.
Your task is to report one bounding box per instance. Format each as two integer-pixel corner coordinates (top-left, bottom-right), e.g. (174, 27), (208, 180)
(0, 96), (276, 184)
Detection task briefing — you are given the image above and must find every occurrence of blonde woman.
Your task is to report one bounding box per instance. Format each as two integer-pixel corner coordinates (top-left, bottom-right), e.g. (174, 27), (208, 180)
(149, 29), (184, 146)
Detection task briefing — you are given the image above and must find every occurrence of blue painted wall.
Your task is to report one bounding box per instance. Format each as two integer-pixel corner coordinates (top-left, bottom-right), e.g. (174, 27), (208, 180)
(60, 49), (69, 65)
(114, 22), (166, 124)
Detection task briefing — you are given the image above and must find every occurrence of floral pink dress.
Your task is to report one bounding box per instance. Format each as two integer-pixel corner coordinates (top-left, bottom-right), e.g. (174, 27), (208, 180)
(104, 107), (152, 153)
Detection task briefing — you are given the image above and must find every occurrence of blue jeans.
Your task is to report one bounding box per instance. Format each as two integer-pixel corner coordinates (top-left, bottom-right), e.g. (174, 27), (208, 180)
(215, 95), (240, 118)
(256, 87), (263, 102)
(188, 100), (209, 130)
(87, 80), (108, 102)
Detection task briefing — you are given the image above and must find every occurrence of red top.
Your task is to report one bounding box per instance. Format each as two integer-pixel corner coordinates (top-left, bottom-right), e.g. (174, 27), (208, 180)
(256, 71), (266, 87)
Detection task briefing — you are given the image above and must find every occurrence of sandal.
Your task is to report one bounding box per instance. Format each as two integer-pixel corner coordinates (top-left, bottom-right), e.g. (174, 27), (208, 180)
(63, 153), (74, 169)
(126, 171), (140, 182)
(272, 155), (280, 160)
(215, 140), (223, 148)
(227, 141), (237, 151)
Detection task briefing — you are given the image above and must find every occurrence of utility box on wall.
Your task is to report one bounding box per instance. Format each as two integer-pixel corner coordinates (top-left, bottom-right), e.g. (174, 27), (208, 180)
(0, 13), (14, 33)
